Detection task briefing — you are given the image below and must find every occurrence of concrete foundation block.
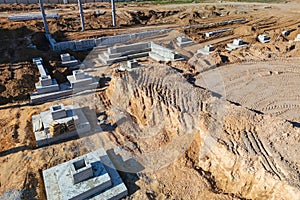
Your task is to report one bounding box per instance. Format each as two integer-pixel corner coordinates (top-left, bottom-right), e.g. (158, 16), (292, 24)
(40, 75), (53, 86)
(197, 45), (215, 55)
(295, 34), (300, 41)
(73, 70), (85, 80)
(127, 60), (138, 68)
(61, 53), (71, 62)
(36, 81), (59, 94)
(233, 39), (244, 46)
(258, 34), (270, 43)
(50, 104), (67, 120)
(30, 89), (73, 104)
(43, 148), (127, 200)
(177, 41), (193, 47)
(71, 158), (94, 184)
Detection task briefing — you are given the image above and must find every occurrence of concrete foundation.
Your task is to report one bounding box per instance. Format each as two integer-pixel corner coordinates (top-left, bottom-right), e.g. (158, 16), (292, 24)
(295, 34), (300, 41)
(197, 45), (215, 55)
(43, 148), (128, 200)
(48, 29), (173, 52)
(33, 57), (47, 77)
(127, 60), (138, 68)
(35, 79), (60, 94)
(99, 42), (183, 65)
(30, 88), (73, 104)
(30, 59), (98, 104)
(258, 34), (270, 43)
(67, 70), (98, 90)
(32, 59), (60, 95)
(205, 28), (231, 37)
(282, 30), (290, 36)
(61, 53), (80, 68)
(176, 36), (193, 47)
(32, 104), (91, 147)
(226, 39), (248, 51)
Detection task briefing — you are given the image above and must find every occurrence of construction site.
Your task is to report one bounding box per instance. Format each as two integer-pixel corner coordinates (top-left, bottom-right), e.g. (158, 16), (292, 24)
(0, 0), (300, 199)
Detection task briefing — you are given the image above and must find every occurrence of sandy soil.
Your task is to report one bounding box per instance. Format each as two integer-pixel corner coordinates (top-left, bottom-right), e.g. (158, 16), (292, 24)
(0, 1), (300, 199)
(196, 58), (300, 124)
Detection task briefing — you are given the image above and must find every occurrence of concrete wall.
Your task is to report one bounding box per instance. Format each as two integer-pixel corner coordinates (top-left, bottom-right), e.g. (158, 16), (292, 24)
(36, 84), (60, 94)
(49, 29), (172, 52)
(151, 42), (176, 60)
(108, 42), (150, 54)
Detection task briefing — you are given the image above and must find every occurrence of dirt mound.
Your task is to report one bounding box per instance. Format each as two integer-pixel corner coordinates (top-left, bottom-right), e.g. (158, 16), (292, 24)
(233, 25), (254, 35)
(0, 62), (38, 105)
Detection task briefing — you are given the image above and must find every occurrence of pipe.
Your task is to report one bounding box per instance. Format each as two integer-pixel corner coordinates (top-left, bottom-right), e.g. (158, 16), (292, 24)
(39, 0), (50, 35)
(78, 0), (85, 31)
(111, 0), (116, 27)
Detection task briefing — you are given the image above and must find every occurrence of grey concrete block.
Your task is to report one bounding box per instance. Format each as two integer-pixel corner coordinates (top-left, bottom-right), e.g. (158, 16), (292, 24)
(258, 34), (270, 43)
(73, 70), (85, 80)
(50, 104), (67, 120)
(67, 71), (98, 90)
(151, 42), (176, 60)
(71, 158), (94, 184)
(108, 42), (150, 54)
(30, 89), (73, 104)
(197, 45), (215, 55)
(37, 63), (47, 77)
(40, 75), (53, 86)
(295, 34), (300, 41)
(36, 85), (59, 94)
(32, 104), (91, 146)
(127, 60), (138, 68)
(43, 148), (127, 200)
(50, 29), (173, 52)
(177, 41), (193, 47)
(75, 39), (93, 49)
(233, 39), (244, 46)
(32, 57), (42, 63)
(61, 53), (71, 62)
(177, 36), (190, 43)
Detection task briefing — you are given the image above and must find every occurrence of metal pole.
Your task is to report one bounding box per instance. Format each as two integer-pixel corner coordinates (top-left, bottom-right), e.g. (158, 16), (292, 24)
(111, 0), (116, 27)
(78, 0), (85, 31)
(39, 0), (50, 35)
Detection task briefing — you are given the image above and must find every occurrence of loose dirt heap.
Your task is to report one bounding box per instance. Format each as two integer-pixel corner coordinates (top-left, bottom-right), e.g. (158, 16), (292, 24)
(99, 64), (300, 199)
(0, 62), (38, 105)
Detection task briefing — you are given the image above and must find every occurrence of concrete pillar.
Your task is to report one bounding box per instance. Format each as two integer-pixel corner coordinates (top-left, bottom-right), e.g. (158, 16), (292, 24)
(78, 0), (85, 31)
(39, 0), (50, 35)
(111, 0), (116, 27)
